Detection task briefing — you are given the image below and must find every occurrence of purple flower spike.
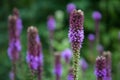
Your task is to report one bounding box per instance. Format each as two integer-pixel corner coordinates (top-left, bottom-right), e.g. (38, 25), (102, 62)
(88, 34), (95, 41)
(79, 58), (88, 72)
(27, 26), (43, 72)
(103, 51), (112, 80)
(47, 16), (56, 31)
(68, 9), (84, 52)
(66, 3), (76, 14)
(8, 15), (20, 61)
(54, 54), (62, 80)
(61, 48), (72, 63)
(67, 67), (74, 80)
(92, 11), (102, 20)
(95, 56), (106, 80)
(13, 8), (23, 35)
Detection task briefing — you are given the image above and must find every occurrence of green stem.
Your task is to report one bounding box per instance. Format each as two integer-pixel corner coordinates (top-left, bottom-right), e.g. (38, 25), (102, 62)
(73, 50), (80, 80)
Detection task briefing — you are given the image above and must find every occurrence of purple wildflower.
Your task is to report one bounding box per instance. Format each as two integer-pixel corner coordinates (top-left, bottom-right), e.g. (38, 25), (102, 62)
(95, 56), (106, 80)
(26, 26), (43, 75)
(54, 54), (62, 80)
(13, 8), (23, 35)
(66, 3), (76, 14)
(67, 67), (74, 80)
(79, 58), (88, 72)
(88, 34), (95, 42)
(8, 15), (21, 61)
(68, 9), (84, 52)
(68, 9), (84, 80)
(92, 11), (102, 43)
(61, 48), (72, 63)
(92, 11), (102, 20)
(47, 16), (56, 31)
(103, 51), (112, 80)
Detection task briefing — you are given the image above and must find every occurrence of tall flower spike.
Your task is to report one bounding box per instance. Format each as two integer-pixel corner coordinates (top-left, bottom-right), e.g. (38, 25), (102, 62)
(8, 15), (20, 61)
(27, 26), (43, 80)
(67, 67), (74, 80)
(54, 53), (62, 80)
(13, 8), (23, 35)
(103, 51), (112, 80)
(68, 9), (84, 80)
(95, 56), (106, 80)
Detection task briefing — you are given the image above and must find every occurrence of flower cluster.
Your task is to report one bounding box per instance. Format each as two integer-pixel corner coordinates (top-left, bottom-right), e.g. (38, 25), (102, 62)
(26, 26), (43, 70)
(95, 56), (106, 80)
(7, 15), (21, 61)
(54, 54), (62, 80)
(68, 9), (84, 52)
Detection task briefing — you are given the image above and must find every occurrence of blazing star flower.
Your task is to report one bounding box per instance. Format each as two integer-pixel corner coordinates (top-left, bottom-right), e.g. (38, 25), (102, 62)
(66, 3), (76, 14)
(92, 11), (102, 20)
(95, 56), (106, 80)
(47, 16), (56, 31)
(68, 9), (84, 52)
(68, 9), (84, 80)
(7, 15), (21, 61)
(54, 54), (62, 80)
(67, 67), (74, 80)
(79, 58), (88, 72)
(103, 51), (112, 80)
(61, 48), (72, 63)
(88, 34), (95, 42)
(26, 26), (43, 70)
(13, 8), (23, 35)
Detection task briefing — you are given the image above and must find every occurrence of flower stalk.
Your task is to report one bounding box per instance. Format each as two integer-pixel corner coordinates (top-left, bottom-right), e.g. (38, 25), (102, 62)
(68, 9), (84, 80)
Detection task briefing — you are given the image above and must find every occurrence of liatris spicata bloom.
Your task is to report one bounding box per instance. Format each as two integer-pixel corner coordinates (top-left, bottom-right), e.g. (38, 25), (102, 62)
(92, 11), (102, 43)
(61, 48), (72, 64)
(67, 67), (74, 80)
(54, 53), (62, 80)
(66, 3), (76, 14)
(95, 56), (106, 80)
(68, 9), (84, 80)
(13, 8), (23, 36)
(103, 51), (112, 80)
(8, 15), (21, 61)
(26, 26), (43, 80)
